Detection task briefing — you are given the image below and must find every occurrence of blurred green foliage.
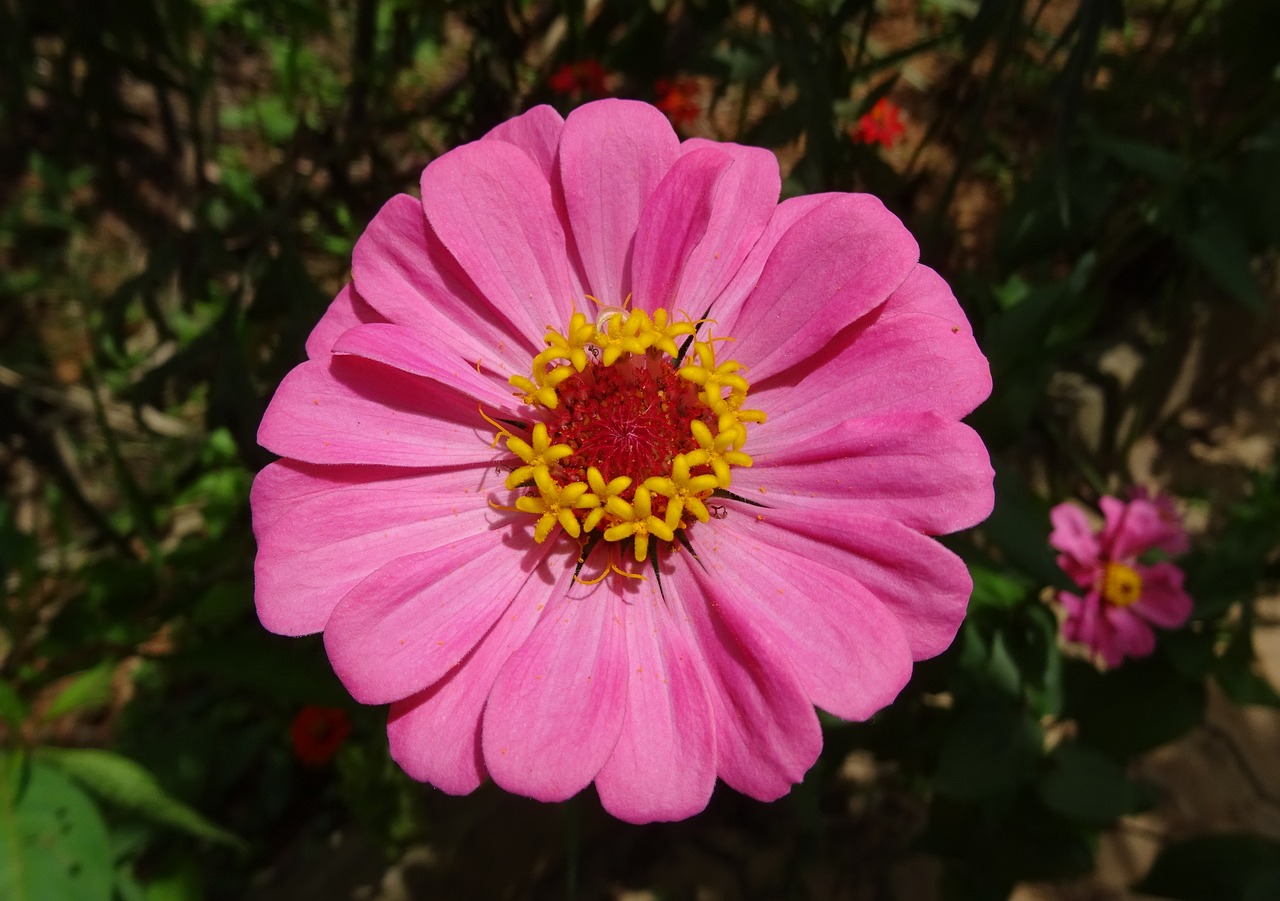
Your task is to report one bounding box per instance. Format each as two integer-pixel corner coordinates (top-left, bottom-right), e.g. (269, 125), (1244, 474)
(1, 0), (1278, 898)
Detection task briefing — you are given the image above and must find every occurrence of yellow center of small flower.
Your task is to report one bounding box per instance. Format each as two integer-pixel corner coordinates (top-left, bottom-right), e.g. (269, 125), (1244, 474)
(491, 305), (764, 567)
(1101, 562), (1143, 607)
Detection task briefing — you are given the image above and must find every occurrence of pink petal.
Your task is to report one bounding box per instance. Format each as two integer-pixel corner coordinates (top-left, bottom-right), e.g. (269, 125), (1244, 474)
(630, 141), (779, 315)
(1063, 588), (1105, 656)
(709, 194), (835, 326)
(351, 194), (531, 375)
(421, 140), (577, 344)
(332, 322), (517, 412)
(482, 106), (587, 304)
(1134, 561), (1193, 628)
(558, 99), (680, 306)
(1049, 502), (1102, 582)
(628, 147), (724, 312)
(686, 516), (913, 721)
(250, 458), (360, 533)
(482, 580), (630, 802)
(323, 532), (549, 705)
(722, 504), (974, 660)
(738, 412), (995, 536)
(257, 356), (503, 467)
(668, 558), (822, 801)
(672, 140), (778, 315)
(750, 265), (991, 433)
(482, 104), (564, 181)
(593, 580), (717, 823)
(1058, 591), (1086, 642)
(1100, 496), (1179, 563)
(719, 193), (919, 382)
(1103, 606), (1156, 664)
(305, 284), (386, 360)
(386, 552), (576, 794)
(253, 463), (498, 636)
(1103, 495), (1190, 562)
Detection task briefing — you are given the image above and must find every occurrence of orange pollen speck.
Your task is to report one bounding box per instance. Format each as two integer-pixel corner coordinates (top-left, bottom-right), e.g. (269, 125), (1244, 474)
(490, 306), (764, 566)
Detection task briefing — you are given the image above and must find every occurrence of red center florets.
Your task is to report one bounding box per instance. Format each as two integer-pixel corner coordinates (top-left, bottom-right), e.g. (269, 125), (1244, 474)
(547, 351), (715, 489)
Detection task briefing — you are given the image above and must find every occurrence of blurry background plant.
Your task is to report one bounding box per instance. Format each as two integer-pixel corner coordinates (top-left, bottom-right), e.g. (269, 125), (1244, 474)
(1, 0), (1278, 898)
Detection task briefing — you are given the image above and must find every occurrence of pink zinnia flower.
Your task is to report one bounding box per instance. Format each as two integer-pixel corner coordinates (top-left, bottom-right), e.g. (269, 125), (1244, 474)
(1049, 495), (1193, 668)
(852, 98), (906, 149)
(252, 99), (994, 823)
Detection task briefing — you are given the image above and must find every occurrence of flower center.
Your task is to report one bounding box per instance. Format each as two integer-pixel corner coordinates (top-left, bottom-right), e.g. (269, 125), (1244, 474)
(490, 306), (764, 568)
(1101, 562), (1143, 607)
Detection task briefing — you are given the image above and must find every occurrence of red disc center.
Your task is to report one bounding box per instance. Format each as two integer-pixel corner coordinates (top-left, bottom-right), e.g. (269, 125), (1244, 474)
(546, 352), (715, 485)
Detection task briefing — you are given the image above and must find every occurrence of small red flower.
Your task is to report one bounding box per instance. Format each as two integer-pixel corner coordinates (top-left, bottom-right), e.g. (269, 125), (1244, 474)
(852, 98), (906, 149)
(654, 77), (700, 127)
(290, 705), (351, 767)
(549, 60), (609, 98)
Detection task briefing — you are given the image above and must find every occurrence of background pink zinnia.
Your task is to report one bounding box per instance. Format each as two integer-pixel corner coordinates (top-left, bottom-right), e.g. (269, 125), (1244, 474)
(1049, 494), (1194, 668)
(251, 99), (994, 823)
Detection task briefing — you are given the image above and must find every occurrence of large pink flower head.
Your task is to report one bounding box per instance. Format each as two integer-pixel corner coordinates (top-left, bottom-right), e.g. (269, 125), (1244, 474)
(251, 99), (994, 823)
(1049, 494), (1193, 668)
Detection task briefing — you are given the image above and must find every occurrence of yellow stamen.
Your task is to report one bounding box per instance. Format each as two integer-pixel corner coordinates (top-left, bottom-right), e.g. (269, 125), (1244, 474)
(678, 339), (750, 405)
(644, 453), (719, 524)
(1101, 562), (1143, 607)
(687, 419), (753, 488)
(582, 466), (633, 532)
(541, 312), (596, 372)
(509, 373), (559, 408)
(504, 423), (574, 489)
(602, 487), (680, 563)
(515, 469), (598, 542)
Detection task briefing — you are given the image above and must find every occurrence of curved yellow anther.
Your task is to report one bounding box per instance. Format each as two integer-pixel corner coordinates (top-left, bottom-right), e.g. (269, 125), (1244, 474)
(688, 419), (753, 488)
(602, 486), (679, 563)
(505, 423), (574, 488)
(582, 466), (633, 532)
(644, 452), (720, 523)
(515, 469), (597, 542)
(478, 406), (515, 449)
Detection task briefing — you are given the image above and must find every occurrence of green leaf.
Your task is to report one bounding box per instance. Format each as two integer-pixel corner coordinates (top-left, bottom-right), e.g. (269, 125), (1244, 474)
(969, 565), (1032, 610)
(1088, 131), (1186, 184)
(0, 680), (27, 730)
(38, 749), (244, 851)
(1178, 195), (1265, 311)
(1064, 654), (1206, 758)
(0, 754), (113, 901)
(976, 467), (1064, 587)
(1135, 834), (1280, 901)
(934, 697), (1043, 801)
(142, 859), (204, 901)
(1039, 742), (1151, 823)
(41, 662), (115, 722)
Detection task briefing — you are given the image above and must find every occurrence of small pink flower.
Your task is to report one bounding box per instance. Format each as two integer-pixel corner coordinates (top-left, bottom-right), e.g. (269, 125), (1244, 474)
(252, 99), (993, 823)
(852, 98), (906, 149)
(1049, 495), (1193, 668)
